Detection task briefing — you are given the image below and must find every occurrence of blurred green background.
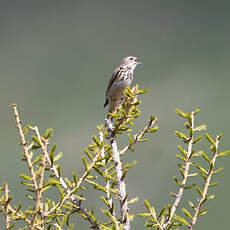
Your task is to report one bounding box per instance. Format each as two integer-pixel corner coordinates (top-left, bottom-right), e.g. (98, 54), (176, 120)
(1, 0), (230, 229)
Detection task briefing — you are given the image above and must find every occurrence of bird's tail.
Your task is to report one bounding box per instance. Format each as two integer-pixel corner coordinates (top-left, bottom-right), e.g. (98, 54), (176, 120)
(103, 98), (108, 108)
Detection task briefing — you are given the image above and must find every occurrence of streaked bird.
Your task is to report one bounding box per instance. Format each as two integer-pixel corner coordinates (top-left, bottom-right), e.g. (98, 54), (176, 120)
(104, 56), (142, 113)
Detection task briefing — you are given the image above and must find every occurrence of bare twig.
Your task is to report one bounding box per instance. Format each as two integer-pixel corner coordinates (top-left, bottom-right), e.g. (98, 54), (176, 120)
(163, 112), (195, 229)
(189, 135), (220, 229)
(105, 118), (130, 230)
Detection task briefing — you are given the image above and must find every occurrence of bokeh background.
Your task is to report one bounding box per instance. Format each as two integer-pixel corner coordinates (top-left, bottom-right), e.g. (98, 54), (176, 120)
(1, 0), (230, 229)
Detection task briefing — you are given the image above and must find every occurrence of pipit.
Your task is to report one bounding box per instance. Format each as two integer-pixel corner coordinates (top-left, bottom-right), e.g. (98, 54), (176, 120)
(104, 56), (142, 113)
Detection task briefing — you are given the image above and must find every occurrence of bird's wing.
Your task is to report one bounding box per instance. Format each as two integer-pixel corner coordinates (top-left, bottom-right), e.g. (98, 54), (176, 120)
(105, 66), (122, 97)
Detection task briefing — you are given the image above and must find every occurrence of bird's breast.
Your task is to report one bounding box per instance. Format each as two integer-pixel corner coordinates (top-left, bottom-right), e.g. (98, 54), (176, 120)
(107, 68), (134, 100)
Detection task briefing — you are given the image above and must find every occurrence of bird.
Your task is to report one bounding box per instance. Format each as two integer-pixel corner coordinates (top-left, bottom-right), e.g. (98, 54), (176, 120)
(104, 56), (142, 113)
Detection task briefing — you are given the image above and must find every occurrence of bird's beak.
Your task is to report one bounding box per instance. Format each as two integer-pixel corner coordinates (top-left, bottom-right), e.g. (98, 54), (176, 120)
(135, 57), (143, 65)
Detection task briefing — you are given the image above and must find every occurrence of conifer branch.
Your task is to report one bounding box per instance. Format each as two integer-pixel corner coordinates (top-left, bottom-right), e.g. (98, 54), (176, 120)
(31, 128), (48, 229)
(3, 180), (39, 229)
(120, 117), (158, 155)
(163, 112), (195, 229)
(32, 126), (68, 190)
(12, 104), (40, 229)
(12, 104), (38, 192)
(189, 134), (220, 229)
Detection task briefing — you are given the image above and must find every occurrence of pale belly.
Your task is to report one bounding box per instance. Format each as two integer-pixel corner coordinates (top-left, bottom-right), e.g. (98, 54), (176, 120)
(107, 80), (131, 101)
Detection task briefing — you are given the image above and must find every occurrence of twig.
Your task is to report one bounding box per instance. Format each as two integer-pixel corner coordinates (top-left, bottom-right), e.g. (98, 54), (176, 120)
(189, 135), (220, 229)
(99, 131), (119, 229)
(120, 117), (158, 155)
(4, 180), (10, 230)
(149, 207), (163, 230)
(53, 223), (62, 230)
(7, 206), (31, 225)
(32, 126), (68, 190)
(73, 199), (100, 229)
(12, 104), (38, 191)
(32, 131), (48, 228)
(105, 118), (130, 230)
(3, 181), (37, 229)
(163, 112), (195, 229)
(12, 104), (39, 229)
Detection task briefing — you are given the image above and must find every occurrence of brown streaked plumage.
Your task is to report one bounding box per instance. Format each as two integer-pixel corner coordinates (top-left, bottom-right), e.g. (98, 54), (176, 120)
(104, 56), (142, 113)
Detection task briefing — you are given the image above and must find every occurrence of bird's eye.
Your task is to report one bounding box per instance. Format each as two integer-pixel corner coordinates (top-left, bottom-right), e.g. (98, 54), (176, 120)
(130, 57), (134, 60)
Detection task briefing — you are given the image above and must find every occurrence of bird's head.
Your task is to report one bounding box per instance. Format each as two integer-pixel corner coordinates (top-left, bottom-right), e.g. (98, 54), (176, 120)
(121, 56), (142, 67)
